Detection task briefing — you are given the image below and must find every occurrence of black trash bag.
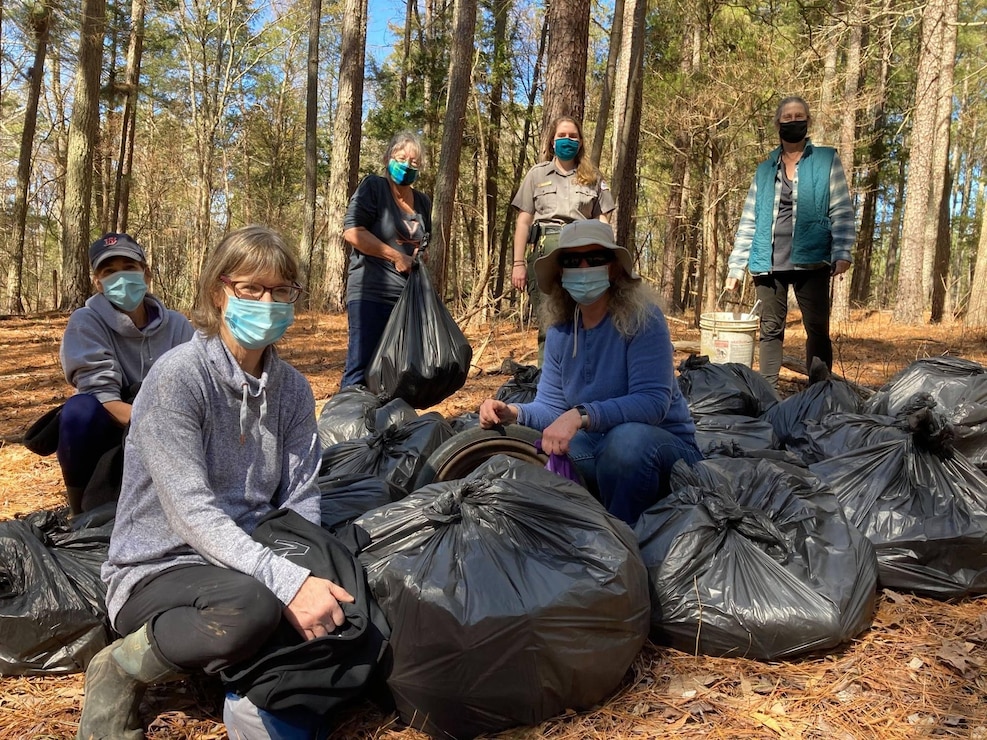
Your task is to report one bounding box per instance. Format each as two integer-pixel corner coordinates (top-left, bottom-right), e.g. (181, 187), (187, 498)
(635, 457), (877, 660)
(317, 385), (415, 449)
(0, 509), (114, 675)
(677, 355), (779, 417)
(447, 411), (480, 433)
(319, 414), (456, 496)
(865, 357), (987, 471)
(762, 375), (863, 463)
(693, 414), (778, 457)
(318, 475), (405, 531)
(355, 455), (650, 740)
(865, 356), (986, 416)
(366, 260), (473, 409)
(493, 359), (541, 404)
(221, 509), (390, 715)
(810, 397), (987, 597)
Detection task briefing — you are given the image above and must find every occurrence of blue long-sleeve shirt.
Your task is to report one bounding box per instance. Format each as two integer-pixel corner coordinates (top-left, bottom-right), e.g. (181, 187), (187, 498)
(516, 306), (695, 437)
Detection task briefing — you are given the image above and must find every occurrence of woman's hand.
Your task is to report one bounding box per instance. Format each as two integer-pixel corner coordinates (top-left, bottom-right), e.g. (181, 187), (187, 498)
(724, 277), (740, 292)
(284, 576), (355, 641)
(479, 399), (518, 428)
(394, 251), (415, 274)
(540, 409), (583, 456)
(831, 259), (851, 278)
(511, 263), (527, 291)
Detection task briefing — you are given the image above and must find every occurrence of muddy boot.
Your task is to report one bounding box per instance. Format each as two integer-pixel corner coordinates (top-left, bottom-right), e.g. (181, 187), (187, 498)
(65, 486), (85, 516)
(76, 624), (182, 740)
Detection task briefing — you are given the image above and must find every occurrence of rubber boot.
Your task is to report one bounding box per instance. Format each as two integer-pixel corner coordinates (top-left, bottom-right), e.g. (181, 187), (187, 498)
(76, 624), (182, 740)
(65, 486), (85, 516)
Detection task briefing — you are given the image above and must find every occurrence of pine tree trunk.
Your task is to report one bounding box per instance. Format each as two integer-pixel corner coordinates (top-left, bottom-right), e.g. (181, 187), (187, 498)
(114, 0), (147, 233)
(8, 3), (52, 315)
(318, 0), (367, 312)
(590, 0), (623, 167)
(61, 0), (107, 310)
(541, 0), (590, 137)
(300, 0), (322, 300)
(430, 0), (478, 295)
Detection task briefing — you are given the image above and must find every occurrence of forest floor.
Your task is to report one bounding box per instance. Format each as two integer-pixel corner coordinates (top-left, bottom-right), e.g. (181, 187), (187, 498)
(1, 308), (987, 739)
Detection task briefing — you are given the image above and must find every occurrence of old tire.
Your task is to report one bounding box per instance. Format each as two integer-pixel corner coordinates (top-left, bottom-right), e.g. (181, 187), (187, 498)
(413, 424), (549, 490)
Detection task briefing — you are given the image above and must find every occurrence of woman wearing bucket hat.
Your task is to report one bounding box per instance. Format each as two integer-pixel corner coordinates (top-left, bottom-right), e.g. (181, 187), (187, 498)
(511, 116), (615, 363)
(479, 220), (702, 524)
(724, 95), (855, 388)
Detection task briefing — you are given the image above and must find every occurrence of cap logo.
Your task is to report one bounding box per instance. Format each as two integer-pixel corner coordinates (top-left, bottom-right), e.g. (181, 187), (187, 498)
(104, 236), (118, 245)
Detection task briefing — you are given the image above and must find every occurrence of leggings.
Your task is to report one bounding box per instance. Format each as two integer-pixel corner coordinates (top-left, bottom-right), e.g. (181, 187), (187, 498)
(115, 564), (283, 675)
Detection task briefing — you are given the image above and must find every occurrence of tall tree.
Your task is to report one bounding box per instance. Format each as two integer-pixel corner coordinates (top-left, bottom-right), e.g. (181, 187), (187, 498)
(299, 0), (322, 297)
(430, 0), (478, 293)
(61, 0), (107, 309)
(894, 0), (956, 323)
(315, 0), (367, 311)
(8, 1), (52, 314)
(541, 0), (590, 136)
(113, 0), (146, 232)
(590, 0), (623, 166)
(966, 179), (987, 325)
(610, 0), (646, 250)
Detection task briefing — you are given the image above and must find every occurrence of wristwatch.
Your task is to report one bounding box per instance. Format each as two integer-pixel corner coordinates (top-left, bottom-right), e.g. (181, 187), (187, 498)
(574, 405), (589, 430)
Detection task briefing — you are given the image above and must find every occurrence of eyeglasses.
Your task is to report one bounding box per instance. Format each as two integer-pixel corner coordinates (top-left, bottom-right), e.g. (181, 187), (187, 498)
(219, 275), (303, 303)
(558, 250), (616, 269)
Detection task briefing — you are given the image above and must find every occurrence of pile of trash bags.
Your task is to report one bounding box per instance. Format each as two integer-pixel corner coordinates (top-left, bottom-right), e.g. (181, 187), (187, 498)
(11, 349), (987, 740)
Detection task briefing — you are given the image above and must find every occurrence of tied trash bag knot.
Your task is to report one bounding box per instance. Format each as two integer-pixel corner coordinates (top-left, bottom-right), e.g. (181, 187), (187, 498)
(893, 393), (955, 459)
(703, 488), (792, 560)
(424, 488), (468, 522)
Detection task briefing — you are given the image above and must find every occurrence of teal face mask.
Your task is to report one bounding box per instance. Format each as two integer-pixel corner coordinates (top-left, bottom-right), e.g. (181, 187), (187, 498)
(554, 137), (580, 161)
(561, 266), (611, 305)
(223, 295), (295, 350)
(101, 271), (147, 312)
(388, 159), (419, 186)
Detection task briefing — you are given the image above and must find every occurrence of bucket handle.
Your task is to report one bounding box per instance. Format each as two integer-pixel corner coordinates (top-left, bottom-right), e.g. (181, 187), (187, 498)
(715, 291), (761, 320)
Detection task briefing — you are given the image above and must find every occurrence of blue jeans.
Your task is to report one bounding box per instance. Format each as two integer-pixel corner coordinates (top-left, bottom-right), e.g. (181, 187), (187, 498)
(568, 422), (703, 524)
(340, 299), (396, 389)
(56, 393), (123, 488)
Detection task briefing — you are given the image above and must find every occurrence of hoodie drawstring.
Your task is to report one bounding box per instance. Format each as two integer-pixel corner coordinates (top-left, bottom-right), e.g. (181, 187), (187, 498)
(239, 383), (250, 444)
(238, 376), (269, 444)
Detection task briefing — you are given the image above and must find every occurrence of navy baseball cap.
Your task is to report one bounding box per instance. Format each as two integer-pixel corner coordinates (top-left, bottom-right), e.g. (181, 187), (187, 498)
(89, 233), (147, 270)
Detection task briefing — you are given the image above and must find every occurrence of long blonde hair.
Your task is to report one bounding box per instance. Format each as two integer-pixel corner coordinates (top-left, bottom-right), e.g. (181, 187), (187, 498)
(540, 272), (659, 340)
(191, 225), (300, 336)
(541, 116), (602, 188)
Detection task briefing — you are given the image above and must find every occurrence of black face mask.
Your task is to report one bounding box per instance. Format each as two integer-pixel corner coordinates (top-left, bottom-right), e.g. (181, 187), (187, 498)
(779, 120), (808, 143)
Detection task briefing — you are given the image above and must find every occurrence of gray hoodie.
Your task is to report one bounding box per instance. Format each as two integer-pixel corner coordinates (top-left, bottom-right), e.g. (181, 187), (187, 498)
(102, 332), (322, 627)
(60, 293), (194, 402)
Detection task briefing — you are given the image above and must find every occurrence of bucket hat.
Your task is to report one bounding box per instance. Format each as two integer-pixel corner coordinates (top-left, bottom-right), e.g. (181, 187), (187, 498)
(89, 233), (147, 270)
(534, 220), (639, 293)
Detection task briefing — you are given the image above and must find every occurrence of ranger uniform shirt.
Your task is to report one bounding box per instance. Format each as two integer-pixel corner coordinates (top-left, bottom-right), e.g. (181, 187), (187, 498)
(512, 160), (615, 224)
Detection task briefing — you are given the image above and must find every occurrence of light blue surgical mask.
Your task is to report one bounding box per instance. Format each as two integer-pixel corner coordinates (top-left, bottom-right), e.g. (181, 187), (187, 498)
(554, 137), (580, 161)
(561, 265), (610, 305)
(388, 159), (419, 186)
(224, 295), (294, 350)
(100, 270), (147, 312)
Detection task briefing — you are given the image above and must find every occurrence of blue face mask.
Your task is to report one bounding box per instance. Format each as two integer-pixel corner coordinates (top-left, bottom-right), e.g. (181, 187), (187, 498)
(561, 265), (611, 305)
(554, 137), (580, 161)
(100, 270), (147, 312)
(388, 159), (419, 186)
(224, 295), (295, 350)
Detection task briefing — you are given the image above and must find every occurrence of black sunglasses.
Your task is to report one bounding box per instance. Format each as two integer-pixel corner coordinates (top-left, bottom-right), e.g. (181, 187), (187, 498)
(558, 250), (616, 269)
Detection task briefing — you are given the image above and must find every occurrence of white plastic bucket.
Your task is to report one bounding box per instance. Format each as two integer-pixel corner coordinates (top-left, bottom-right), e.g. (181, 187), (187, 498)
(699, 310), (759, 367)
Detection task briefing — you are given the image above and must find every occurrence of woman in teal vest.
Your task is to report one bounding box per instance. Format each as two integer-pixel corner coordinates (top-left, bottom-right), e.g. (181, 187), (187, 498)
(724, 96), (855, 388)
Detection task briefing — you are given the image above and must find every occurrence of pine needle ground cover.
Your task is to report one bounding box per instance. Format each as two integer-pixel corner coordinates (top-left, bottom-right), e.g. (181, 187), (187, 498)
(1, 310), (985, 739)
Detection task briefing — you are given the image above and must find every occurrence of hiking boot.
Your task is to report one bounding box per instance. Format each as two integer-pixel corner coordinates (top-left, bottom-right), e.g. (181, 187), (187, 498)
(76, 624), (182, 740)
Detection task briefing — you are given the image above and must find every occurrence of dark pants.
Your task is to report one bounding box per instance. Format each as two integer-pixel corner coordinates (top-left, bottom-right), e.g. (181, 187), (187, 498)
(115, 564), (283, 675)
(567, 422), (703, 524)
(56, 393), (123, 489)
(340, 298), (396, 389)
(754, 268), (832, 388)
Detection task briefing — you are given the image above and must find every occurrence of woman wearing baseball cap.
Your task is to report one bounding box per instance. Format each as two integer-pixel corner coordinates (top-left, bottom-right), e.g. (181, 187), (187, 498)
(479, 220), (701, 524)
(56, 233), (193, 513)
